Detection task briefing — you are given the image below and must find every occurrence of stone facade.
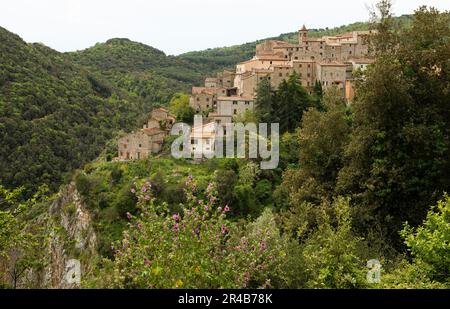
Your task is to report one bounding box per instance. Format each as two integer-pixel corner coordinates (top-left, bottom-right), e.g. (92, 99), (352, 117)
(190, 24), (375, 125)
(116, 108), (175, 160)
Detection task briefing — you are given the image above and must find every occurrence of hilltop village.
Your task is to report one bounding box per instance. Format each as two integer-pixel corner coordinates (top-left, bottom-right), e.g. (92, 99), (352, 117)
(116, 25), (375, 160)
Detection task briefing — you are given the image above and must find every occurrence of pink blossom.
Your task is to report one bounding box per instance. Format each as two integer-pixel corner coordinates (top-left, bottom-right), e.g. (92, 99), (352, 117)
(130, 188), (136, 194)
(144, 195), (151, 200)
(126, 212), (132, 220)
(260, 240), (267, 251)
(144, 257), (152, 267)
(243, 272), (251, 288)
(141, 185), (147, 193)
(204, 205), (209, 212)
(137, 223), (142, 230)
(224, 205), (231, 213)
(173, 223), (179, 232)
(173, 213), (180, 222)
(221, 224), (228, 235)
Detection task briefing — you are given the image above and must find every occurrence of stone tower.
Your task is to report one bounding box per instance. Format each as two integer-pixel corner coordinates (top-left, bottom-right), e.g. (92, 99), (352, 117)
(299, 24), (308, 44)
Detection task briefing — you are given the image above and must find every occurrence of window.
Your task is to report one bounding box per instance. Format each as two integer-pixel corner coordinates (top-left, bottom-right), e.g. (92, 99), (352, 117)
(206, 105), (209, 108)
(349, 51), (352, 54)
(206, 139), (210, 145)
(233, 109), (237, 115)
(279, 72), (283, 77)
(206, 98), (210, 102)
(245, 101), (250, 105)
(299, 64), (302, 68)
(139, 144), (142, 148)
(124, 144), (127, 149)
(307, 73), (311, 78)
(294, 56), (298, 60)
(191, 138), (198, 145)
(197, 98), (200, 102)
(233, 101), (238, 105)
(308, 64), (311, 68)
(270, 61), (272, 64)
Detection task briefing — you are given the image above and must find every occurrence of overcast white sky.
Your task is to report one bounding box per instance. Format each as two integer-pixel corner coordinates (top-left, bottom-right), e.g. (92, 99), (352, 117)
(0, 0), (448, 55)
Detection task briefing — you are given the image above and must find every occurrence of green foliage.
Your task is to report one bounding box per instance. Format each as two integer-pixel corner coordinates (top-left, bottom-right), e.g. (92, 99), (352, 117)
(281, 87), (350, 205)
(168, 93), (195, 123)
(273, 73), (314, 133)
(0, 185), (49, 288)
(401, 194), (450, 283)
(336, 6), (450, 247)
(254, 78), (274, 123)
(88, 177), (299, 288)
(0, 27), (149, 195)
(301, 197), (368, 289)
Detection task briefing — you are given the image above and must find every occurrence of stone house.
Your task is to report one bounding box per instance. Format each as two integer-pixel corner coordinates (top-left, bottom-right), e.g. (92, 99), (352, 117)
(116, 108), (175, 160)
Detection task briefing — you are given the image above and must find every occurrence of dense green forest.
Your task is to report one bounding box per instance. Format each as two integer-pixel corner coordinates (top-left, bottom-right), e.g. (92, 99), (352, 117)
(0, 1), (449, 290)
(0, 27), (154, 194)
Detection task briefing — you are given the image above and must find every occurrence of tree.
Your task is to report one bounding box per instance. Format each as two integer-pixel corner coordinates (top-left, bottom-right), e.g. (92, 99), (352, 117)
(274, 72), (312, 133)
(301, 197), (368, 289)
(0, 185), (48, 288)
(282, 87), (351, 205)
(254, 77), (274, 123)
(168, 93), (195, 123)
(337, 4), (450, 247)
(381, 194), (450, 288)
(400, 194), (450, 283)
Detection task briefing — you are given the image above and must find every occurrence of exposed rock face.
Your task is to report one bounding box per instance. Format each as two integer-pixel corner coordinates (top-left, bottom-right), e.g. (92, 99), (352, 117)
(44, 182), (97, 288)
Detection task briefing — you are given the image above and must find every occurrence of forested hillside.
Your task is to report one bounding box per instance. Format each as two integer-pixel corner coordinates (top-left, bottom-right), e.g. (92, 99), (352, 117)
(67, 38), (208, 104)
(0, 27), (150, 194)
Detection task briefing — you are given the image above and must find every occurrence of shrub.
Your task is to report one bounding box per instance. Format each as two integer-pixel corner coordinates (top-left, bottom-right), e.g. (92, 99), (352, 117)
(91, 177), (286, 288)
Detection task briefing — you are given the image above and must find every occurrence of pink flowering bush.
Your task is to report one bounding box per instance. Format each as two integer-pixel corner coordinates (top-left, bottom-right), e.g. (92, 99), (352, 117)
(92, 176), (298, 288)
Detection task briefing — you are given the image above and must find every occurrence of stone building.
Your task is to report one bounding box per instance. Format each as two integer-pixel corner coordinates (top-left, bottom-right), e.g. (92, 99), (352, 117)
(189, 24), (375, 127)
(116, 108), (175, 160)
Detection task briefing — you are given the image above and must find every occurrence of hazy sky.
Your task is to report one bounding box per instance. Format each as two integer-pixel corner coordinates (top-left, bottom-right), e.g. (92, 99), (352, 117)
(0, 0), (449, 55)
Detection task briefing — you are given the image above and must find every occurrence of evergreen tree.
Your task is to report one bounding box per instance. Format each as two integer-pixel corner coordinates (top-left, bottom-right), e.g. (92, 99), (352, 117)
(275, 72), (312, 133)
(254, 77), (274, 123)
